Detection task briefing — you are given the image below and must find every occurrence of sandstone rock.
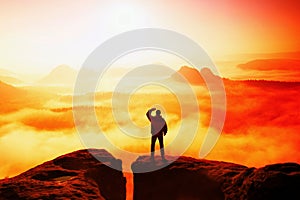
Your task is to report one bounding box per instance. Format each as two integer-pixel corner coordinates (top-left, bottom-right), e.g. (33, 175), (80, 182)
(0, 149), (126, 200)
(132, 156), (300, 200)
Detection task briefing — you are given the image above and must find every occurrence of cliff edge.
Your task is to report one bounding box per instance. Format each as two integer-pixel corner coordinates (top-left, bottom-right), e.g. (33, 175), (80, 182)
(132, 156), (300, 200)
(0, 149), (126, 200)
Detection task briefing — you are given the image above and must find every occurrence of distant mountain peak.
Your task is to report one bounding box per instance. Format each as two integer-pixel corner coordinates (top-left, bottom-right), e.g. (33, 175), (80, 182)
(172, 66), (220, 85)
(178, 65), (201, 75)
(50, 64), (75, 73)
(37, 65), (78, 86)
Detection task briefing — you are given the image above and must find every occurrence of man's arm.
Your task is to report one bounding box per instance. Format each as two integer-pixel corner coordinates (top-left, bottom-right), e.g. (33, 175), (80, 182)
(163, 120), (168, 135)
(146, 108), (156, 121)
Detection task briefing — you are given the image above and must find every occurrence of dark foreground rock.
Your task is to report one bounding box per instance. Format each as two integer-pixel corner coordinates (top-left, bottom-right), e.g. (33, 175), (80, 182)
(0, 149), (126, 200)
(132, 156), (300, 200)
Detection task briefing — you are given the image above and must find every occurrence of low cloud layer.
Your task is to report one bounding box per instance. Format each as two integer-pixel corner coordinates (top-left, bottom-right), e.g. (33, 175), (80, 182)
(237, 59), (300, 81)
(0, 80), (299, 178)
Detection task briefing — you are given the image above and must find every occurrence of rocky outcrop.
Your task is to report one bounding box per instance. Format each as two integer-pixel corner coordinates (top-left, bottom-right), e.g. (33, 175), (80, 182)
(1, 150), (299, 200)
(132, 156), (300, 200)
(0, 149), (126, 200)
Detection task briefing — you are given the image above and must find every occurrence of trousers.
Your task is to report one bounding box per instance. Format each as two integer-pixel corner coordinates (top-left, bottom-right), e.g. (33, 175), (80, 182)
(151, 133), (165, 158)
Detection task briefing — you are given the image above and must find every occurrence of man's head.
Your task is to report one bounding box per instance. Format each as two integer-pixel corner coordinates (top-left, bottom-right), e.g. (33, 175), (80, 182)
(156, 109), (161, 116)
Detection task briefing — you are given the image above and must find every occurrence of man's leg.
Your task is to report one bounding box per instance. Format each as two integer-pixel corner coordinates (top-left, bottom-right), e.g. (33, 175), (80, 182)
(158, 134), (166, 161)
(150, 135), (157, 161)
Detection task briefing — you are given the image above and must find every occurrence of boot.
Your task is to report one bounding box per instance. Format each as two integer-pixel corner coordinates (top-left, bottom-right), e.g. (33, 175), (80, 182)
(160, 149), (167, 162)
(150, 152), (155, 162)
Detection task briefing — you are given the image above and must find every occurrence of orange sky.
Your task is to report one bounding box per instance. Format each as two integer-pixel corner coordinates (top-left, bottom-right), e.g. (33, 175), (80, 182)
(0, 0), (299, 77)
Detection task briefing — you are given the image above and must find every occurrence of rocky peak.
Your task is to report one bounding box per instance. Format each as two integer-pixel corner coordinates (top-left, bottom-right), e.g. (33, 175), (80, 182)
(132, 156), (300, 200)
(0, 149), (126, 200)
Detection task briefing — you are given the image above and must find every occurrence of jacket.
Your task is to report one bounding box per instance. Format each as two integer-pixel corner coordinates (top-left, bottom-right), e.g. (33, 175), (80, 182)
(146, 110), (168, 135)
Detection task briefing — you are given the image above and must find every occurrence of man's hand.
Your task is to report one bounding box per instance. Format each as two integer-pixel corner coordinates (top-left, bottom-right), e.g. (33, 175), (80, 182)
(146, 108), (156, 121)
(149, 108), (156, 112)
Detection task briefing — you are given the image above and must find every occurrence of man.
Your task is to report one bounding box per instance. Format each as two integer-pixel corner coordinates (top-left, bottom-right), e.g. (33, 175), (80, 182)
(146, 108), (168, 162)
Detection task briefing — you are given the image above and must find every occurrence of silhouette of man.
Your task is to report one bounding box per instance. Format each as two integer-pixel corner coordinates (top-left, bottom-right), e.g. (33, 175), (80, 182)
(146, 108), (168, 162)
